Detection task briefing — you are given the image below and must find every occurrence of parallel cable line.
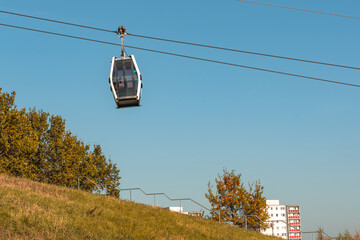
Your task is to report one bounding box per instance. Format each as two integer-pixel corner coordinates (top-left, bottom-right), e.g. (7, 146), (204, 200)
(0, 10), (116, 33)
(126, 33), (360, 71)
(1, 22), (360, 88)
(1, 9), (359, 71)
(238, 0), (360, 20)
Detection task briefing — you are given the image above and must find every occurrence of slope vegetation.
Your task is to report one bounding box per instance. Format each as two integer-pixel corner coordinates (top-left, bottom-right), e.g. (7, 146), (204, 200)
(0, 174), (278, 240)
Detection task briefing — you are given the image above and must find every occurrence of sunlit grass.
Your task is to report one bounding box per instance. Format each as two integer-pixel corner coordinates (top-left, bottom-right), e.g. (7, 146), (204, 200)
(0, 174), (279, 239)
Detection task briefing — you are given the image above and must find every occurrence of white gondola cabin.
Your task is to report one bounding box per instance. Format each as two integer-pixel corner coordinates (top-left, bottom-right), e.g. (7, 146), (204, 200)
(109, 55), (142, 108)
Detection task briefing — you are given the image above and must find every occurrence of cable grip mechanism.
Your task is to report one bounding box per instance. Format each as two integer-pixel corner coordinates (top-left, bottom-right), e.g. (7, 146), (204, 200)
(117, 25), (127, 58)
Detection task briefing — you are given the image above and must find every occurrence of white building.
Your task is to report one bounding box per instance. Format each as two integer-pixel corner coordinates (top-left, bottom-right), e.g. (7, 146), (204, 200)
(261, 200), (301, 240)
(164, 206), (184, 213)
(164, 207), (202, 217)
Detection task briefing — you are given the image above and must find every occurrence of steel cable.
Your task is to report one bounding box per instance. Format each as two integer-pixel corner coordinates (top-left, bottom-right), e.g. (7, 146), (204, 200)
(237, 0), (360, 20)
(1, 22), (360, 88)
(1, 9), (360, 71)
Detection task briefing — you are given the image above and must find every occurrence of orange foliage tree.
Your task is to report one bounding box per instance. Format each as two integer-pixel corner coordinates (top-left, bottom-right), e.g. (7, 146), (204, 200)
(205, 169), (269, 230)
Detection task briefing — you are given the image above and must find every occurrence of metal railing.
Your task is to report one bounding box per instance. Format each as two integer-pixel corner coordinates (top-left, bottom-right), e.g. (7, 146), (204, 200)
(77, 176), (108, 195)
(119, 187), (223, 223)
(74, 183), (351, 239)
(301, 231), (317, 240)
(301, 230), (345, 240)
(119, 187), (210, 212)
(78, 182), (265, 228)
(244, 214), (265, 230)
(119, 187), (270, 228)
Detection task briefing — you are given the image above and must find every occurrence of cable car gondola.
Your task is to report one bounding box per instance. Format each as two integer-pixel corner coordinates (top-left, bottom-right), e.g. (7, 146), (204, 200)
(109, 26), (142, 108)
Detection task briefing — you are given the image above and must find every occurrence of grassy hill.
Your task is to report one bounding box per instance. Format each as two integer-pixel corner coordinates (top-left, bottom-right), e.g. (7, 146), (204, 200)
(0, 174), (279, 240)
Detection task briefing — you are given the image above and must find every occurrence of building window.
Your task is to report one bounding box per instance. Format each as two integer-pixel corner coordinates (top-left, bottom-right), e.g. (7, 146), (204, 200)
(271, 214), (273, 217)
(271, 207), (273, 210)
(276, 214), (278, 217)
(282, 214), (285, 217)
(276, 207), (278, 210)
(281, 207), (285, 210)
(282, 233), (286, 236)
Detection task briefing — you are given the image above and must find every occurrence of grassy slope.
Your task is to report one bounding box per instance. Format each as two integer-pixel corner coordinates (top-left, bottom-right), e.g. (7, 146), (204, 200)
(0, 174), (279, 240)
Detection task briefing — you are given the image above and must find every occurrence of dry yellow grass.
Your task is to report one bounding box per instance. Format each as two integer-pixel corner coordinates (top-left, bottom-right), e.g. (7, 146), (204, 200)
(0, 174), (280, 240)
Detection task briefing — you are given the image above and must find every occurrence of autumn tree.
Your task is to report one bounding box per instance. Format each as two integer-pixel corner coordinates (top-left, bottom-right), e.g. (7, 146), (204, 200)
(336, 229), (355, 240)
(355, 229), (360, 240)
(0, 88), (121, 197)
(317, 227), (332, 240)
(0, 91), (39, 178)
(26, 108), (50, 182)
(205, 169), (269, 230)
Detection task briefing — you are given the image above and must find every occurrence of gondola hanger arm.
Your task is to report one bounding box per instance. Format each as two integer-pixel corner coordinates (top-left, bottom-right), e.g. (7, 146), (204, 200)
(117, 25), (127, 59)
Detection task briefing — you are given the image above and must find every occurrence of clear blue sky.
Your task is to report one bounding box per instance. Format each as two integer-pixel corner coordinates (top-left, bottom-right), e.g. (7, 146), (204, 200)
(1, 0), (360, 237)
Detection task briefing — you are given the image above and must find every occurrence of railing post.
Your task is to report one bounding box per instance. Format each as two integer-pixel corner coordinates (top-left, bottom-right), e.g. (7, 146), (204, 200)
(245, 215), (248, 230)
(130, 190), (132, 202)
(180, 200), (182, 213)
(154, 195), (156, 206)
